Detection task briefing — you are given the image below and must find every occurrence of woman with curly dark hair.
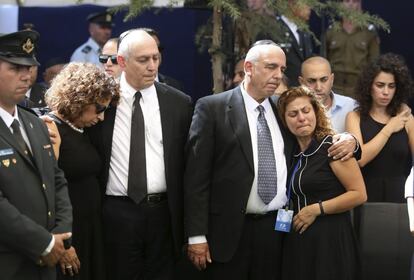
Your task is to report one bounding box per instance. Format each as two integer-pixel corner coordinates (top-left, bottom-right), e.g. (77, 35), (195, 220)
(44, 62), (120, 279)
(278, 86), (366, 280)
(346, 53), (414, 202)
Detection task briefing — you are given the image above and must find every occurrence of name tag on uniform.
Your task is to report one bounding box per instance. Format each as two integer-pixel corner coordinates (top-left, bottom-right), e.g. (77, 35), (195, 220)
(275, 209), (293, 233)
(0, 148), (14, 156)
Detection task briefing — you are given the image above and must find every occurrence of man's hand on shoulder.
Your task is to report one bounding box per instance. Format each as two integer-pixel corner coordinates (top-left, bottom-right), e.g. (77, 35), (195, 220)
(328, 133), (357, 161)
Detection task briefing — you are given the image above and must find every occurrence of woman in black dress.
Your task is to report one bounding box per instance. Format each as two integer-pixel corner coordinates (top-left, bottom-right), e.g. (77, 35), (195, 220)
(44, 62), (120, 279)
(346, 53), (414, 202)
(277, 86), (367, 280)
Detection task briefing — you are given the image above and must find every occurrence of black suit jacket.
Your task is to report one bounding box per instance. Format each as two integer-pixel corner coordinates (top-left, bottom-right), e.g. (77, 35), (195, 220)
(184, 87), (295, 262)
(29, 83), (47, 108)
(0, 107), (72, 280)
(88, 82), (193, 256)
(158, 73), (183, 91)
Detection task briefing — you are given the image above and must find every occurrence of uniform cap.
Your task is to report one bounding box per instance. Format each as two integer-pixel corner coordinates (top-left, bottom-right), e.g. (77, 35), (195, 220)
(0, 30), (40, 66)
(87, 11), (114, 28)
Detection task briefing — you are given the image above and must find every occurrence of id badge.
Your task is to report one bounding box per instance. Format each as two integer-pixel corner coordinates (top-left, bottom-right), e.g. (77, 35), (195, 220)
(275, 209), (293, 233)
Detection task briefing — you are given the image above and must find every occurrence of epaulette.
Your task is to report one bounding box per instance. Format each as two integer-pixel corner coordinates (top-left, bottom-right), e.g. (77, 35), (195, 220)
(17, 104), (39, 116)
(81, 45), (92, 54)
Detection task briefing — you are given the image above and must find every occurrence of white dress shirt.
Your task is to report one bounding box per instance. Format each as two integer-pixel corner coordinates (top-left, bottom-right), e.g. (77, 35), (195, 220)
(327, 92), (357, 133)
(106, 73), (167, 196)
(241, 84), (288, 214)
(0, 106), (32, 153)
(70, 37), (102, 67)
(281, 15), (301, 45)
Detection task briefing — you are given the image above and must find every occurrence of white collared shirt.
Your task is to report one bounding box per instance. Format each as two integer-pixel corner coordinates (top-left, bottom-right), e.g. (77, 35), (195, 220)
(281, 15), (301, 45)
(0, 106), (32, 153)
(241, 84), (288, 213)
(70, 37), (102, 67)
(327, 92), (357, 133)
(106, 73), (166, 196)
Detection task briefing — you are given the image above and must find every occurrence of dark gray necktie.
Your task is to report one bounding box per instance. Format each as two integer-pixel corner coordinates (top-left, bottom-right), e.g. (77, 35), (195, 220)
(10, 119), (32, 158)
(127, 91), (147, 204)
(257, 105), (278, 204)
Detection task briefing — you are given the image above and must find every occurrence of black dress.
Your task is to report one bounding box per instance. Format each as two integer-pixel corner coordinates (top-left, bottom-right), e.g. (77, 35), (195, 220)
(360, 115), (411, 202)
(52, 115), (105, 280)
(282, 136), (361, 280)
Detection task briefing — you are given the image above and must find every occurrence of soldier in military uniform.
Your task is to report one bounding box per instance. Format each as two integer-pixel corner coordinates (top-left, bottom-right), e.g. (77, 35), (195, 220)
(70, 11), (113, 66)
(0, 30), (72, 280)
(265, 1), (313, 86)
(324, 0), (380, 98)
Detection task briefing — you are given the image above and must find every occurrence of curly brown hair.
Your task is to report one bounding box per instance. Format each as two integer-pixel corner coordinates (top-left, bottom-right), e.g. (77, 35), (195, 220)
(354, 53), (413, 118)
(45, 62), (120, 122)
(277, 86), (334, 142)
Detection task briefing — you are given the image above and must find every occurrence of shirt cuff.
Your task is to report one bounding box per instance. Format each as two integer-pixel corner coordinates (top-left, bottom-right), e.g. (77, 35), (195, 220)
(41, 235), (55, 256)
(346, 132), (360, 153)
(189, 235), (207, 244)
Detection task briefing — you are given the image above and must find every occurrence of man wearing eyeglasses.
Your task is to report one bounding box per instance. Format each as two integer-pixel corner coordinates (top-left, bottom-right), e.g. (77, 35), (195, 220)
(88, 29), (193, 280)
(71, 11), (113, 67)
(99, 38), (122, 79)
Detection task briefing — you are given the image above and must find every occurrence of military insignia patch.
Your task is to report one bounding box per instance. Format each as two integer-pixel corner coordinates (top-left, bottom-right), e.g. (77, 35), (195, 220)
(2, 159), (10, 167)
(22, 38), (35, 54)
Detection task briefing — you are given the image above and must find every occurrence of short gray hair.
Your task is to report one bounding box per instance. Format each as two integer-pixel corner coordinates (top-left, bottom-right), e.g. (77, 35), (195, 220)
(118, 29), (153, 59)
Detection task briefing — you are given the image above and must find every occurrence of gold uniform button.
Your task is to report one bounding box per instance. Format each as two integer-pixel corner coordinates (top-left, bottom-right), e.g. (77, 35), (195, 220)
(42, 184), (46, 190)
(48, 211), (52, 217)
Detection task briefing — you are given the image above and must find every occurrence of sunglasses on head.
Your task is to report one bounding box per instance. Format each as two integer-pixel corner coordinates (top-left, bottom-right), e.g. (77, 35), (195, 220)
(95, 103), (110, 114)
(99, 55), (118, 64)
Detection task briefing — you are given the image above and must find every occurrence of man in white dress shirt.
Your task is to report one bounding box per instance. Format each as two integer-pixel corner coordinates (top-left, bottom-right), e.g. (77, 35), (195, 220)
(88, 29), (193, 280)
(70, 11), (113, 66)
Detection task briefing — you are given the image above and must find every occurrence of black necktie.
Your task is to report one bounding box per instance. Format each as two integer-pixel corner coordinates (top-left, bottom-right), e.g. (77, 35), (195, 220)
(127, 92), (147, 204)
(297, 29), (305, 51)
(10, 119), (32, 158)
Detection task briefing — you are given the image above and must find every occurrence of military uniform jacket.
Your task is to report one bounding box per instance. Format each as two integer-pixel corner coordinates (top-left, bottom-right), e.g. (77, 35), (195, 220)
(269, 16), (313, 86)
(0, 107), (72, 280)
(70, 37), (101, 66)
(325, 25), (380, 76)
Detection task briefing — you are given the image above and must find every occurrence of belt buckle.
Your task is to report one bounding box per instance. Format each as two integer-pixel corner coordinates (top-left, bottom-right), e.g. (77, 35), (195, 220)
(146, 193), (161, 203)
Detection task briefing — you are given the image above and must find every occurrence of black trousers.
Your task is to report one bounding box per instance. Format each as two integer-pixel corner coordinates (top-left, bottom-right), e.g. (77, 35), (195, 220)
(103, 195), (174, 280)
(207, 212), (284, 280)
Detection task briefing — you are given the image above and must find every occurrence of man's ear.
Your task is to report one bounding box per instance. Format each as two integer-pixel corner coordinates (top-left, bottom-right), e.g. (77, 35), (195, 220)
(245, 61), (253, 77)
(298, 76), (305, 85)
(117, 55), (126, 69)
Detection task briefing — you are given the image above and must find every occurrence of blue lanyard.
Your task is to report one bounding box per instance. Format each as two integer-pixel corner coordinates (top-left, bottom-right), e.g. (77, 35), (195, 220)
(286, 154), (302, 210)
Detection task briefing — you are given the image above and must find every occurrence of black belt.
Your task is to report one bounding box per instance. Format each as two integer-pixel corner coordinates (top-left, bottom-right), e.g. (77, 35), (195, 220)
(105, 193), (168, 204)
(245, 210), (278, 220)
(145, 192), (168, 203)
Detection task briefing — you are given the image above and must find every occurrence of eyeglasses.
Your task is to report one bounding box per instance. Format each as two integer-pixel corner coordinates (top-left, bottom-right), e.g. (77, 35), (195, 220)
(99, 55), (118, 64)
(95, 103), (110, 114)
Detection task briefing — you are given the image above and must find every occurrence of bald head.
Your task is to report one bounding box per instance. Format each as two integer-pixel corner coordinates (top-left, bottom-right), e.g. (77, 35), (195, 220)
(299, 56), (334, 107)
(301, 56), (332, 76)
(245, 42), (284, 64)
(118, 29), (158, 59)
